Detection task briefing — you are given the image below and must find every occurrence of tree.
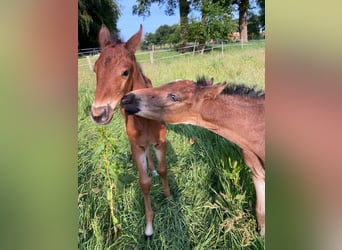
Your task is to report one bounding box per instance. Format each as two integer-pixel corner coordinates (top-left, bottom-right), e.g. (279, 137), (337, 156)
(189, 0), (235, 53)
(247, 12), (262, 40)
(78, 0), (120, 49)
(133, 0), (190, 50)
(144, 32), (157, 45)
(155, 25), (173, 46)
(178, 0), (190, 49)
(142, 24), (180, 49)
(256, 0), (264, 31)
(167, 24), (181, 45)
(233, 0), (249, 43)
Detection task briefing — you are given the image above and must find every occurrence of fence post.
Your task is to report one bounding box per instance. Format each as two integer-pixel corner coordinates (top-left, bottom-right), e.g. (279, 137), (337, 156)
(150, 45), (154, 64)
(221, 41), (224, 56)
(86, 56), (93, 71)
(193, 41), (196, 55)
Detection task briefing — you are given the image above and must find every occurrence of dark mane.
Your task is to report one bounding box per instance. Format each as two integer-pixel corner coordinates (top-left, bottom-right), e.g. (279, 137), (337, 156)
(196, 76), (214, 87)
(222, 83), (265, 98)
(195, 76), (265, 98)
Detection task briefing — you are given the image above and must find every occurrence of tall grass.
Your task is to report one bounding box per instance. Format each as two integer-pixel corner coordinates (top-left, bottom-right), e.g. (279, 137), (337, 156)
(78, 42), (265, 249)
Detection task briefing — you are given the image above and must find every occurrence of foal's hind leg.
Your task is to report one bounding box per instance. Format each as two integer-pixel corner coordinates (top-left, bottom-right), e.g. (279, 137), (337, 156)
(131, 144), (154, 236)
(154, 141), (171, 197)
(242, 150), (265, 236)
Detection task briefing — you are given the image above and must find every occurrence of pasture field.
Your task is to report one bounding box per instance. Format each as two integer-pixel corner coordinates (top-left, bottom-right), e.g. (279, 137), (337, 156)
(78, 41), (265, 249)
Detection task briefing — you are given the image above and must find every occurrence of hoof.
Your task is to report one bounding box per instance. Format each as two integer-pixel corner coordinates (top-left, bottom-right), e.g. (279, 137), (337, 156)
(144, 234), (153, 240)
(257, 225), (265, 238)
(166, 195), (174, 201)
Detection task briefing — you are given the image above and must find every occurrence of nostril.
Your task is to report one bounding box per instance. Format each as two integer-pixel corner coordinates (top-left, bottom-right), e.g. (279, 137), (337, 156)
(102, 105), (108, 119)
(104, 105), (108, 116)
(121, 93), (135, 105)
(120, 93), (141, 115)
(121, 96), (126, 105)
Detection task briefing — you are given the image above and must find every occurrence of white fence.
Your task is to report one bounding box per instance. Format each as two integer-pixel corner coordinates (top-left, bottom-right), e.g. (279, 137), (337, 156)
(78, 40), (265, 71)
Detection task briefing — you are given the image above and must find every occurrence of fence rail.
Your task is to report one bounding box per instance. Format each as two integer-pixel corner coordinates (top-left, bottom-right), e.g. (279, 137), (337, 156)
(78, 47), (101, 57)
(78, 40), (265, 70)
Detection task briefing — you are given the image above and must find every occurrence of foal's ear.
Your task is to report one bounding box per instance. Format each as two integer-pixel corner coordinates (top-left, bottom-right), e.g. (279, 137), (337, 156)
(125, 24), (142, 53)
(203, 84), (225, 99)
(98, 24), (112, 48)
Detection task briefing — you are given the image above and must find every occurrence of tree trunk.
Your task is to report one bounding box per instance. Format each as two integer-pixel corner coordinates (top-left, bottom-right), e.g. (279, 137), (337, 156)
(238, 0), (249, 43)
(179, 0), (189, 52)
(199, 0), (209, 54)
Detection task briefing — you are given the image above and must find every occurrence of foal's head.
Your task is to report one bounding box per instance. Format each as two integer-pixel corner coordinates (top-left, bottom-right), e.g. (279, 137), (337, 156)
(90, 25), (142, 125)
(121, 79), (225, 124)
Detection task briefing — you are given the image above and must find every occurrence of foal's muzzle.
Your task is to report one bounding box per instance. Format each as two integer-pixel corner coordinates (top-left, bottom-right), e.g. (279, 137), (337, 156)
(90, 105), (114, 125)
(121, 93), (141, 115)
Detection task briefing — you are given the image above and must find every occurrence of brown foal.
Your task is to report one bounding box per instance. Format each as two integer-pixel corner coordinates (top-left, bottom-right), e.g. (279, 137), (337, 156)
(89, 25), (170, 236)
(121, 78), (265, 236)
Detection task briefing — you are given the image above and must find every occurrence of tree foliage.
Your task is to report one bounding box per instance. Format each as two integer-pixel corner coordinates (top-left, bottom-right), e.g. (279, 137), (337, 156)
(132, 0), (178, 17)
(155, 24), (181, 45)
(256, 0), (264, 30)
(247, 12), (262, 39)
(133, 0), (263, 50)
(78, 0), (120, 49)
(189, 0), (236, 44)
(142, 24), (180, 49)
(133, 0), (237, 48)
(133, 0), (190, 48)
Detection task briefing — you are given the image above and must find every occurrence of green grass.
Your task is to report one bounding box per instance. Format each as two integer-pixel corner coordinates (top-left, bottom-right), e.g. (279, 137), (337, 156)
(78, 42), (265, 249)
(79, 40), (265, 88)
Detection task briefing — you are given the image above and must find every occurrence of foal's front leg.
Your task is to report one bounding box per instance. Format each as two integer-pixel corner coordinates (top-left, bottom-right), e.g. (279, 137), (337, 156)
(131, 144), (154, 236)
(154, 141), (171, 197)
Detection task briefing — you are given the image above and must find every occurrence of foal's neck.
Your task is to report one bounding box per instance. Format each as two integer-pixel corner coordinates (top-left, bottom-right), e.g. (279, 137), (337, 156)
(131, 63), (149, 90)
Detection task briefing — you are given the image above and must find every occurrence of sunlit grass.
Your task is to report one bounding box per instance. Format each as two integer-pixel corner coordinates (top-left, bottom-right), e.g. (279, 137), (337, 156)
(78, 42), (265, 249)
(78, 40), (265, 88)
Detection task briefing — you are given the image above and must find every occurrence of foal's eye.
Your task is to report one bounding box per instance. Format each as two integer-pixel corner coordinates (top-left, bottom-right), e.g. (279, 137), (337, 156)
(168, 93), (179, 102)
(122, 70), (130, 77)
